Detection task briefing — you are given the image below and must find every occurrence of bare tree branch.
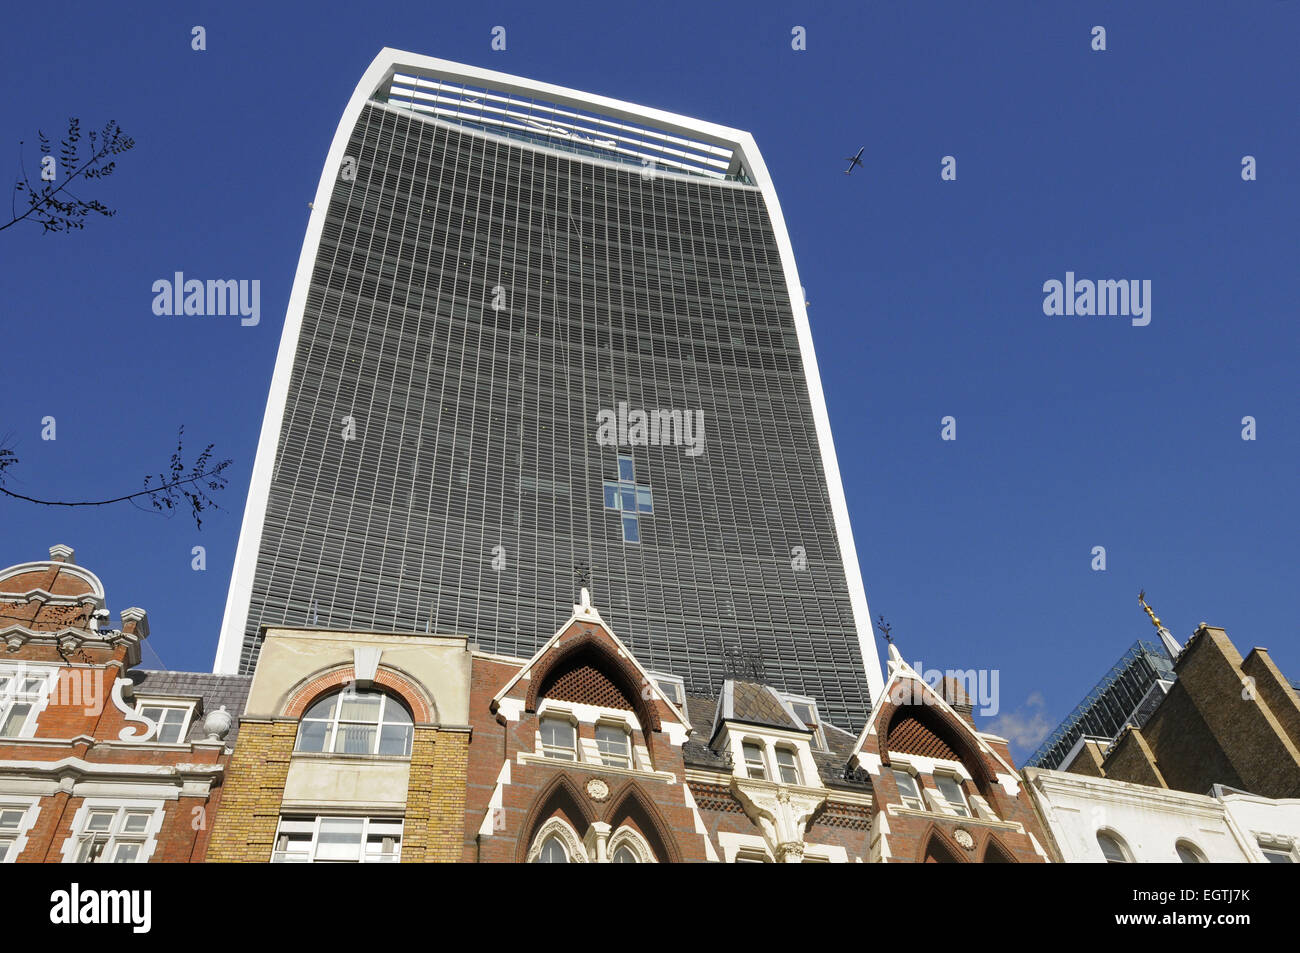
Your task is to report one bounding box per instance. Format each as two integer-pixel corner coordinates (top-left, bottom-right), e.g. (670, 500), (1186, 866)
(0, 427), (232, 530)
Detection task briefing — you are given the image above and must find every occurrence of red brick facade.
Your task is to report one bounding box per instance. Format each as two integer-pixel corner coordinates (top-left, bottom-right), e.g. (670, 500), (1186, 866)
(463, 609), (711, 862)
(852, 647), (1049, 863)
(1, 549), (1058, 864)
(0, 546), (243, 865)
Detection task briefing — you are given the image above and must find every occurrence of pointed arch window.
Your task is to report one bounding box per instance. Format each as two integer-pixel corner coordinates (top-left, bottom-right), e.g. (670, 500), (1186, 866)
(607, 825), (657, 863)
(538, 837), (569, 863)
(526, 817), (588, 863)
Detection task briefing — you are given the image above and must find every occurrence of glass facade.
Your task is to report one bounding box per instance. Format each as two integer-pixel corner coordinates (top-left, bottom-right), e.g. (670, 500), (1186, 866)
(237, 95), (873, 729)
(1025, 640), (1176, 769)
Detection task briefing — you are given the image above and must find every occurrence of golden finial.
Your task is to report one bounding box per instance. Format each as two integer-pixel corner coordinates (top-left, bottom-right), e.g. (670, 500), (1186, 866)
(1139, 589), (1184, 658)
(1138, 589), (1162, 630)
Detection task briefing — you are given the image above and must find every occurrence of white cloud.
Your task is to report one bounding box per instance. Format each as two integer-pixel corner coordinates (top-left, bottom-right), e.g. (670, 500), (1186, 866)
(985, 692), (1052, 752)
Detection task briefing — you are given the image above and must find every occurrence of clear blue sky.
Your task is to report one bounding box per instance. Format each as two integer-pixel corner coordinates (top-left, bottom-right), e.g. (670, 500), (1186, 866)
(2, 1), (1296, 759)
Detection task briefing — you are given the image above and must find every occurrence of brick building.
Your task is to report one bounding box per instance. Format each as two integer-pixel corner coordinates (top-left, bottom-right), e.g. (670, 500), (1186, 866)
(1063, 624), (1300, 799)
(846, 644), (1051, 862)
(204, 622), (471, 862)
(1, 548), (1057, 863)
(25, 539), (1293, 864)
(0, 545), (249, 864)
(464, 591), (1050, 862)
(1026, 621), (1300, 863)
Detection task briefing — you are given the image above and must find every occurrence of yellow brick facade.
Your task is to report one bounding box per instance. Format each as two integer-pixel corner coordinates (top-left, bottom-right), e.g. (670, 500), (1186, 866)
(205, 720), (469, 863)
(402, 727), (469, 863)
(205, 719), (297, 862)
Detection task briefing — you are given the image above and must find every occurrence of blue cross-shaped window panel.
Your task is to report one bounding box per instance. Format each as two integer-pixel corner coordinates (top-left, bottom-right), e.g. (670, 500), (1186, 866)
(602, 481), (653, 514)
(604, 456), (653, 543)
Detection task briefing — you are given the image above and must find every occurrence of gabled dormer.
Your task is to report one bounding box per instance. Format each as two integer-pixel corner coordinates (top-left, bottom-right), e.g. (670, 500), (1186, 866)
(850, 644), (1050, 863)
(473, 590), (710, 862)
(490, 588), (690, 776)
(712, 679), (820, 789)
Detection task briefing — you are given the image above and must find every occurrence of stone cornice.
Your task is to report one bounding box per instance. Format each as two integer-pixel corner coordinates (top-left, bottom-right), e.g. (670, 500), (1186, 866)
(1027, 768), (1226, 817)
(888, 804), (1024, 833)
(0, 624), (141, 666)
(0, 757), (224, 783)
(684, 766), (875, 808)
(515, 751), (677, 784)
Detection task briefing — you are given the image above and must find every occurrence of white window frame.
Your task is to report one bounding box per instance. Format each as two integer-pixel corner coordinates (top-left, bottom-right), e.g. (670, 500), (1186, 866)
(933, 771), (971, 817)
(295, 687), (414, 758)
(892, 766), (925, 810)
(133, 698), (197, 745)
(780, 692), (826, 749)
(1174, 839), (1206, 864)
(0, 796), (42, 863)
(774, 746), (802, 785)
(1257, 836), (1297, 863)
(0, 664), (56, 739)
(607, 824), (657, 863)
(741, 739), (768, 780)
(271, 815), (403, 863)
(647, 672), (685, 708)
(718, 831), (774, 863)
(60, 798), (165, 864)
(538, 711), (579, 762)
(594, 720), (633, 769)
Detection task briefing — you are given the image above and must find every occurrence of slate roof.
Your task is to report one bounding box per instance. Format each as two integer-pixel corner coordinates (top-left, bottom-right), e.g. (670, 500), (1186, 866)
(728, 680), (806, 733)
(679, 683), (872, 793)
(680, 693), (730, 770)
(134, 670), (254, 750)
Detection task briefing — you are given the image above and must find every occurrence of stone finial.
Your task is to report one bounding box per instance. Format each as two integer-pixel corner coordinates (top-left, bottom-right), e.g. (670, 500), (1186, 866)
(203, 705), (233, 742)
(49, 544), (75, 564)
(119, 607), (150, 639)
(572, 587), (604, 623)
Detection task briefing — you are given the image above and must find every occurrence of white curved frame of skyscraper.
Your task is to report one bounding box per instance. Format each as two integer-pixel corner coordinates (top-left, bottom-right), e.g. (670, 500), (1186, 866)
(212, 48), (884, 704)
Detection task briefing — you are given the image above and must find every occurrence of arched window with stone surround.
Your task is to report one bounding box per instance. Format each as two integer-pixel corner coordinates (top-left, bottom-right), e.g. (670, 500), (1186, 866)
(526, 816), (588, 863)
(1096, 829), (1133, 863)
(607, 825), (657, 863)
(294, 687), (413, 757)
(538, 837), (569, 863)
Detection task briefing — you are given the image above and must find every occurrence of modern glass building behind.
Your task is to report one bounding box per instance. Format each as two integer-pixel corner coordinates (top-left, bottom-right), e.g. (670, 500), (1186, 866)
(1025, 640), (1176, 770)
(215, 52), (881, 730)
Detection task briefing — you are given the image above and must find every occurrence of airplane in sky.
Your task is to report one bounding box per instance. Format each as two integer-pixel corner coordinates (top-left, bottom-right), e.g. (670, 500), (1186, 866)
(843, 147), (865, 175)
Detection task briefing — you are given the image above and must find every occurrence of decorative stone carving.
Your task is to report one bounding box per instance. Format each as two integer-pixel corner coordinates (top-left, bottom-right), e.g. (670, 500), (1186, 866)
(203, 705), (233, 742)
(732, 778), (825, 862)
(586, 778), (610, 801)
(111, 678), (156, 742)
(953, 828), (975, 850)
(353, 647), (382, 687)
(776, 840), (806, 863)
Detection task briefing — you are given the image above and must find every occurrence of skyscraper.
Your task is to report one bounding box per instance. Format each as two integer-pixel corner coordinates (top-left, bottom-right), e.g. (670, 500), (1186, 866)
(214, 50), (882, 729)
